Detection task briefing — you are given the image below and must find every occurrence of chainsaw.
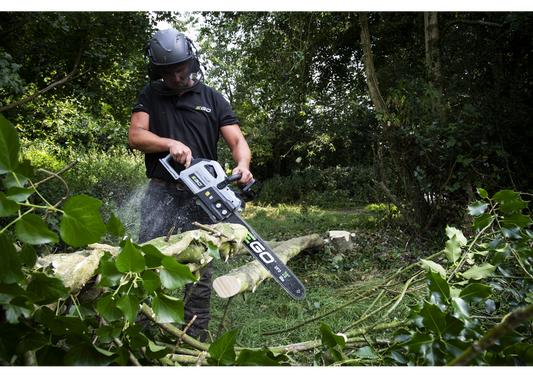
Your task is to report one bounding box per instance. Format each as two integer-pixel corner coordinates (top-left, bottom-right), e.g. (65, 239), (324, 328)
(159, 154), (306, 300)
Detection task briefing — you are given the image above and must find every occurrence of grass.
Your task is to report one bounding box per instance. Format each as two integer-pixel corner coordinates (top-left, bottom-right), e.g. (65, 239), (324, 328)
(202, 202), (439, 353)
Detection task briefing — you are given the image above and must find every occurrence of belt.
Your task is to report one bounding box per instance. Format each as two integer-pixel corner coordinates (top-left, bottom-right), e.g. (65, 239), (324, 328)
(152, 178), (188, 191)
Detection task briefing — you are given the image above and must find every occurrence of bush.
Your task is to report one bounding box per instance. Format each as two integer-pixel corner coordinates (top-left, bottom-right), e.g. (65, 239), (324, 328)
(258, 164), (375, 208)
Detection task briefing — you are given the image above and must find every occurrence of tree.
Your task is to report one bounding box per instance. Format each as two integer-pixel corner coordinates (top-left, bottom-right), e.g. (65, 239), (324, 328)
(0, 12), (153, 149)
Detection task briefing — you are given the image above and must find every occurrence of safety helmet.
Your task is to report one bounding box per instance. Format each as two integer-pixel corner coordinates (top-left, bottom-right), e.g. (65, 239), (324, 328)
(144, 28), (203, 95)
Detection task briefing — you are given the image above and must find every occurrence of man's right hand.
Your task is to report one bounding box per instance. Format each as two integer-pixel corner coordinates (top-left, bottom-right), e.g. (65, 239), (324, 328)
(169, 140), (192, 168)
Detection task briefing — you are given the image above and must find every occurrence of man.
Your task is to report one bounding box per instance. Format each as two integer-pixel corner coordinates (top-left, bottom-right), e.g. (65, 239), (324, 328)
(129, 28), (253, 342)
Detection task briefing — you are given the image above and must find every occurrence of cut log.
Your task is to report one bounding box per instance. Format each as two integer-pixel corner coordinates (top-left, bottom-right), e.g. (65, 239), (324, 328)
(213, 234), (324, 298)
(36, 223), (249, 296)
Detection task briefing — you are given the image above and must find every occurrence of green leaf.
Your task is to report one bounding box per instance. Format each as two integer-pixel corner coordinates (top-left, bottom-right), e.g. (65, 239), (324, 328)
(153, 291), (185, 324)
(477, 188), (488, 199)
(450, 297), (470, 320)
(6, 186), (35, 202)
(400, 332), (433, 355)
(141, 270), (160, 293)
(36, 345), (67, 366)
(0, 114), (20, 174)
(467, 200), (488, 217)
(420, 259), (446, 278)
(95, 293), (123, 322)
(15, 213), (59, 245)
(60, 195), (107, 247)
(471, 213), (494, 231)
(446, 226), (467, 246)
(206, 240), (221, 259)
(4, 296), (34, 323)
(106, 212), (126, 238)
(16, 333), (50, 355)
(462, 263), (496, 280)
(0, 191), (20, 217)
(64, 343), (115, 366)
(0, 233), (25, 284)
(115, 294), (139, 324)
(116, 239), (145, 273)
(96, 260), (123, 288)
(425, 271), (450, 305)
(236, 349), (289, 366)
(208, 328), (238, 366)
(443, 235), (464, 263)
(19, 245), (37, 267)
(3, 171), (29, 189)
(320, 322), (346, 349)
(354, 346), (379, 359)
(459, 283), (492, 303)
(141, 244), (166, 268)
(26, 272), (70, 305)
(50, 316), (89, 336)
(146, 342), (172, 359)
(159, 256), (197, 289)
(493, 190), (528, 213)
(502, 213), (533, 228)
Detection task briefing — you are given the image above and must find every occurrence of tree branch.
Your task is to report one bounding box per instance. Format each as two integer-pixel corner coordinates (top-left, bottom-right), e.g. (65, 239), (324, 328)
(447, 303), (533, 366)
(439, 19), (502, 45)
(0, 42), (85, 112)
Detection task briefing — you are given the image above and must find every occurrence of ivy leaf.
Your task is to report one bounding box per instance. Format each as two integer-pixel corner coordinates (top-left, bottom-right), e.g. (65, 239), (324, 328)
(146, 343), (172, 359)
(6, 186), (35, 202)
(16, 333), (50, 355)
(60, 195), (107, 247)
(0, 114), (20, 174)
(15, 213), (59, 245)
(106, 212), (126, 238)
(116, 239), (145, 273)
(95, 293), (123, 323)
(26, 272), (70, 305)
(50, 316), (89, 337)
(0, 233), (25, 284)
(237, 349), (289, 366)
(153, 291), (184, 324)
(0, 192), (20, 217)
(64, 343), (115, 366)
(19, 245), (37, 268)
(141, 270), (160, 293)
(354, 346), (379, 359)
(36, 345), (67, 366)
(141, 244), (166, 269)
(159, 256), (197, 289)
(4, 296), (34, 324)
(96, 261), (123, 288)
(115, 294), (139, 324)
(205, 240), (221, 259)
(208, 328), (238, 366)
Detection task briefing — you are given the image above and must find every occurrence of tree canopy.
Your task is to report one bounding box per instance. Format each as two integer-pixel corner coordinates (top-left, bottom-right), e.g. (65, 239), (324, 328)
(1, 11), (532, 232)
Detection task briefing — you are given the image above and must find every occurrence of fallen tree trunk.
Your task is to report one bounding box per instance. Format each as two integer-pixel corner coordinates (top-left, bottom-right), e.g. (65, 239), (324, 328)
(213, 234), (324, 298)
(36, 223), (249, 296)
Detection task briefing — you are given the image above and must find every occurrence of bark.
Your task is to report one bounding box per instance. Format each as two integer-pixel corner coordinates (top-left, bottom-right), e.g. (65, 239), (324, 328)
(212, 234), (323, 298)
(424, 12), (446, 120)
(35, 223), (249, 296)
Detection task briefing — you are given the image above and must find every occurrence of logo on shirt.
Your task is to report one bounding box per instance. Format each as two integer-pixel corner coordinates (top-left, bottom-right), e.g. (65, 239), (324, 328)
(195, 106), (212, 113)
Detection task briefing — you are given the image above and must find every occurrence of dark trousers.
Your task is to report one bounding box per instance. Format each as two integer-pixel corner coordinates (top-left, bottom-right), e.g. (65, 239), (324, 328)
(138, 180), (215, 341)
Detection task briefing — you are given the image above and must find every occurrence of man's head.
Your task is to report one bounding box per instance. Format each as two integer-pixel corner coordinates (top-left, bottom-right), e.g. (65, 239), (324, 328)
(145, 28), (203, 95)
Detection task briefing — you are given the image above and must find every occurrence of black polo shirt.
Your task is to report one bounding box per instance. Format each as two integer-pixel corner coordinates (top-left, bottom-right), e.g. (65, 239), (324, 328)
(132, 81), (239, 181)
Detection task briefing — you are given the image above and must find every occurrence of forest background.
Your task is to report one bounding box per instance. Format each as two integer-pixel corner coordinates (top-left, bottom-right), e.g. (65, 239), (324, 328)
(1, 10), (533, 366)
